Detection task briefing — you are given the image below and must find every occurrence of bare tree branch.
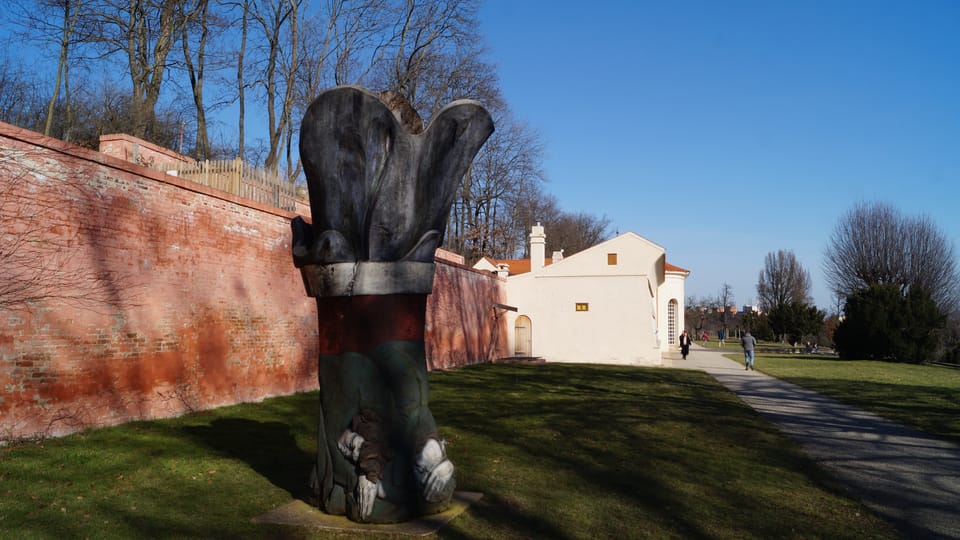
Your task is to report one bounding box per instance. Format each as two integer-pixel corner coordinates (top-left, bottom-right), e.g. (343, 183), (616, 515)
(0, 148), (137, 312)
(824, 201), (960, 312)
(757, 249), (812, 312)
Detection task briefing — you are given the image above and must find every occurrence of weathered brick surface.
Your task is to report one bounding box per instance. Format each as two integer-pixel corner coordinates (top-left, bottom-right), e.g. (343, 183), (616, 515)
(0, 122), (506, 441)
(98, 133), (195, 168)
(427, 260), (509, 370)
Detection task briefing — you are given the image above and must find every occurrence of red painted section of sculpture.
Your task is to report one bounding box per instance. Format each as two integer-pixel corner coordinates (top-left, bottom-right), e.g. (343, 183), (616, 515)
(0, 122), (507, 442)
(316, 295), (427, 354)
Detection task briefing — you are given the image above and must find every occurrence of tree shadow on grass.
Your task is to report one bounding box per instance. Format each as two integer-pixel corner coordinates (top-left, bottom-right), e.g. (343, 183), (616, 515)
(183, 418), (314, 500)
(429, 363), (886, 539)
(441, 492), (575, 540)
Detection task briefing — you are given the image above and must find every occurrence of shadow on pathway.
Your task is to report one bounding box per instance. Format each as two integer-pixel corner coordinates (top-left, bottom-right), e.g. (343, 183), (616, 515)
(663, 346), (960, 539)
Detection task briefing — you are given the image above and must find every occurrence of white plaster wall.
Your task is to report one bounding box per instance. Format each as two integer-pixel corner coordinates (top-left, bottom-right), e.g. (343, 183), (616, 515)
(503, 232), (667, 366)
(548, 233), (664, 278)
(657, 272), (687, 351)
(506, 274), (661, 365)
(472, 257), (497, 272)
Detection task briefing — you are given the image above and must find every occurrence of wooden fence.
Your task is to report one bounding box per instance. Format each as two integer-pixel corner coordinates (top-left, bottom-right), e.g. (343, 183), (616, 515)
(153, 158), (302, 212)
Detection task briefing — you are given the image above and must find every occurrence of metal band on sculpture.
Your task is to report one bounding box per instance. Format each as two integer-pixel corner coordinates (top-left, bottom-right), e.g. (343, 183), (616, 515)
(298, 262), (437, 297)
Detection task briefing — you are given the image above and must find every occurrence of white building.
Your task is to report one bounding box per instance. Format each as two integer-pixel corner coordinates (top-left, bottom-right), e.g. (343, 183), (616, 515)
(474, 224), (689, 366)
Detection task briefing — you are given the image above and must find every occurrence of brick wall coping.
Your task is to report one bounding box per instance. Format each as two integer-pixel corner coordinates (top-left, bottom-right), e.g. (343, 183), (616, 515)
(0, 122), (300, 221)
(98, 133), (197, 165)
(2, 122), (511, 277)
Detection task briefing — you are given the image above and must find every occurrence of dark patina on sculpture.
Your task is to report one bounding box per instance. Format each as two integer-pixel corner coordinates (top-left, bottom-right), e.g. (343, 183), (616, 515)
(292, 86), (493, 523)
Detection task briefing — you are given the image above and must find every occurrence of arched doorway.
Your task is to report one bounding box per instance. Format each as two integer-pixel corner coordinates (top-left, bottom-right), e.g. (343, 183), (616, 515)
(514, 316), (532, 356)
(667, 299), (678, 345)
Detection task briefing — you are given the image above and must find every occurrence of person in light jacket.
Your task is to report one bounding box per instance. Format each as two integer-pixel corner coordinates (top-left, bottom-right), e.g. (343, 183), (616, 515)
(741, 331), (757, 370)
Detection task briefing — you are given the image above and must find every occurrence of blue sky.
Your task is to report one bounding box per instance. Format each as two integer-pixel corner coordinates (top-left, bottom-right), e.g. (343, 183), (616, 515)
(478, 0), (960, 309)
(3, 1), (956, 310)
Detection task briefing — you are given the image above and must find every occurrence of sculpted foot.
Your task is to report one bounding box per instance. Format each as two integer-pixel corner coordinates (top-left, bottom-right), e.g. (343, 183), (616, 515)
(415, 438), (455, 503)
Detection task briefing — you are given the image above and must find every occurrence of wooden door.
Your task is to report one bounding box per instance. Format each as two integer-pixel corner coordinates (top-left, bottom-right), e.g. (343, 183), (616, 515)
(514, 316), (532, 356)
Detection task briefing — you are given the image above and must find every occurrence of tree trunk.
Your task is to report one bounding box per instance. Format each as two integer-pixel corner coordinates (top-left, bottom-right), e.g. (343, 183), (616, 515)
(122, 0), (185, 140)
(236, 0), (248, 160)
(44, 0), (82, 138)
(182, 0), (211, 159)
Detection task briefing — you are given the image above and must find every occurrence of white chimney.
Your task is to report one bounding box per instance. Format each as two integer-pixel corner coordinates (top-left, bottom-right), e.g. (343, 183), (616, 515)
(496, 263), (510, 278)
(551, 249), (564, 262)
(530, 223), (546, 274)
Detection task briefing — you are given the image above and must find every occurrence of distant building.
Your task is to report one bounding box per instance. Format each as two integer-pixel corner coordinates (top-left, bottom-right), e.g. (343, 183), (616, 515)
(741, 305), (762, 315)
(474, 224), (689, 366)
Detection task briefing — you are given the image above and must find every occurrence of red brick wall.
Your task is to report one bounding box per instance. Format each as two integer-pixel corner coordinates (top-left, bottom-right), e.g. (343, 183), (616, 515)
(98, 133), (195, 168)
(427, 260), (509, 370)
(0, 123), (506, 442)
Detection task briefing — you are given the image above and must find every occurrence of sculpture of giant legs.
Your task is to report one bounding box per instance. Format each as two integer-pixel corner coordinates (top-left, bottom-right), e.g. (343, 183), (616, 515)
(292, 86), (493, 523)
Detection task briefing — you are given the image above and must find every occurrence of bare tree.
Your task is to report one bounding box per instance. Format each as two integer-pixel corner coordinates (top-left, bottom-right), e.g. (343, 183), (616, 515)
(7, 0), (98, 140)
(1, 0), (578, 275)
(757, 249), (812, 312)
(541, 211), (611, 257)
(719, 283), (734, 308)
(291, 0), (532, 263)
(292, 4), (336, 108)
(69, 78), (190, 151)
(180, 0), (217, 159)
(247, 0), (303, 177)
(502, 183), (611, 260)
(227, 0), (250, 160)
(717, 283), (734, 337)
(329, 0), (394, 86)
(87, 0), (193, 140)
(0, 59), (48, 129)
(446, 113), (545, 261)
(0, 57), (185, 152)
(686, 295), (723, 339)
(414, 47), (499, 116)
(824, 201), (960, 311)
(384, 0), (479, 104)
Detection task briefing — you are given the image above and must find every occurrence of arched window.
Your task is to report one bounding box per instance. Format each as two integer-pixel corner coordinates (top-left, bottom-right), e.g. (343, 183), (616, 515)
(667, 299), (678, 345)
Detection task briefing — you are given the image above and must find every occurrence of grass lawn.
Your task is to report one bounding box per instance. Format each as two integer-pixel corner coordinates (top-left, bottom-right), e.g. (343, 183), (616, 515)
(698, 339), (798, 352)
(0, 363), (896, 539)
(694, 338), (749, 351)
(752, 354), (960, 445)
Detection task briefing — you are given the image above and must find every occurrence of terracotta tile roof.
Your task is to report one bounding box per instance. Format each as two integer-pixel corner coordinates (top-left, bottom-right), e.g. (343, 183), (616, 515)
(487, 258), (553, 275)
(489, 257), (689, 276)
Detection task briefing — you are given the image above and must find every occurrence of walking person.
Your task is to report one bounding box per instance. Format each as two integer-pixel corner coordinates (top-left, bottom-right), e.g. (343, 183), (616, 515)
(678, 329), (692, 360)
(741, 331), (757, 370)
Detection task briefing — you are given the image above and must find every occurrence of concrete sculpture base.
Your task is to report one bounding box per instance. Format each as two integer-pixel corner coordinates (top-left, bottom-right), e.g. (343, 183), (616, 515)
(253, 492), (483, 536)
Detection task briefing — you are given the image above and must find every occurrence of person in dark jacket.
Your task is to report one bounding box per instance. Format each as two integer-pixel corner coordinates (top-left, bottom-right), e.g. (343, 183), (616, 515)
(678, 329), (692, 360)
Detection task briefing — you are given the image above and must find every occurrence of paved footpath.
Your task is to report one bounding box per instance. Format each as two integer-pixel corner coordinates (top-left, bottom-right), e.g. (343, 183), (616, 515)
(663, 346), (960, 539)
